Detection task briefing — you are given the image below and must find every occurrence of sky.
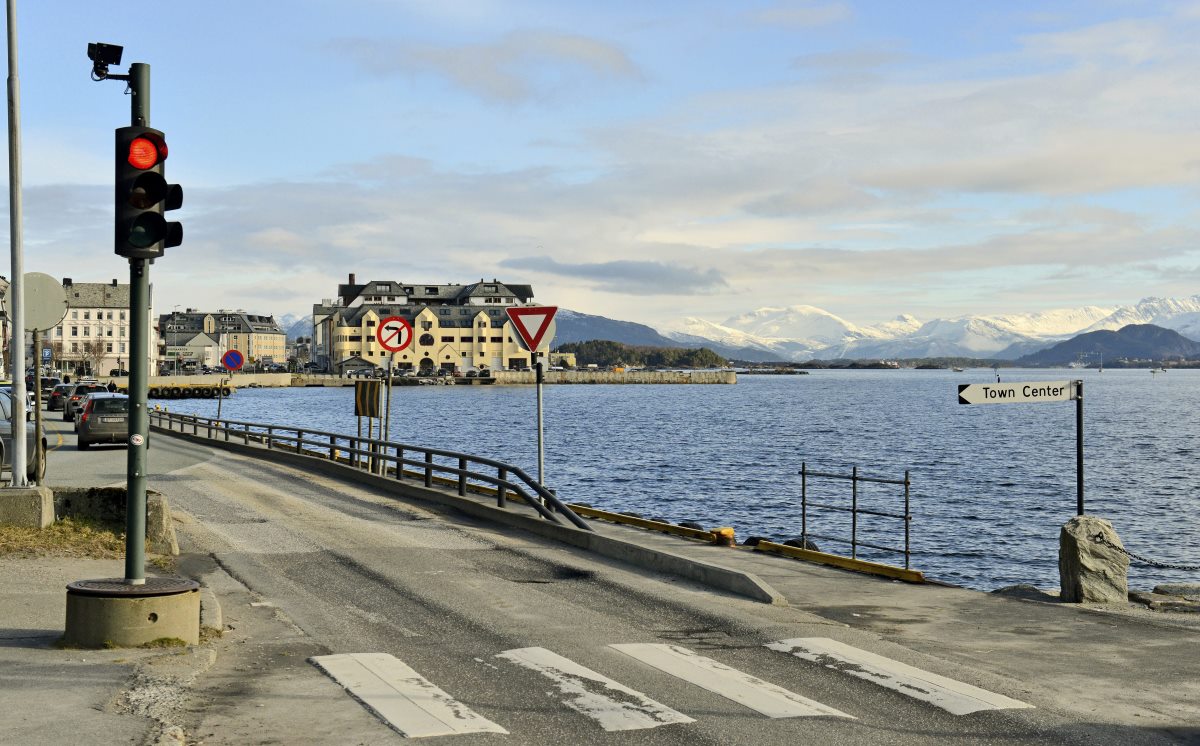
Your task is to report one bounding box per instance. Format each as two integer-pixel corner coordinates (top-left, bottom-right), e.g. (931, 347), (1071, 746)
(4, 0), (1200, 329)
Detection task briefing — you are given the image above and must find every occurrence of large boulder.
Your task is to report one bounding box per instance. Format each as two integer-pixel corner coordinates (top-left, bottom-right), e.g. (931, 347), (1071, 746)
(1059, 516), (1129, 603)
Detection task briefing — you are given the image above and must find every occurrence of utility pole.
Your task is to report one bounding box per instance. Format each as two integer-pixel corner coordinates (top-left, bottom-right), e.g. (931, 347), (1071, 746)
(6, 0), (27, 486)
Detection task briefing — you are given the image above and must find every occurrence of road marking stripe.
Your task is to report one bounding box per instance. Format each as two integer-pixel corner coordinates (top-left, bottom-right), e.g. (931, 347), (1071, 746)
(766, 638), (1034, 715)
(496, 646), (694, 732)
(310, 653), (508, 737)
(610, 643), (853, 719)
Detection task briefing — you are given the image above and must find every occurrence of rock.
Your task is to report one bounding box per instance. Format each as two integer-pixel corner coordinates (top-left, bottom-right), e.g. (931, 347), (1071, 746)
(1152, 583), (1200, 601)
(1129, 590), (1200, 613)
(992, 584), (1059, 602)
(1058, 515), (1129, 604)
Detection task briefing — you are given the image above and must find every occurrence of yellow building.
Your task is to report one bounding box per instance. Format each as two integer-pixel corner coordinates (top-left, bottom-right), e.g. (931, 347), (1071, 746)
(313, 275), (549, 374)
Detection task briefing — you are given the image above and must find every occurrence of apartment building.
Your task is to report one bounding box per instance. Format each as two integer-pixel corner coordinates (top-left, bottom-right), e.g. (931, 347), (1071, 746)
(49, 278), (156, 377)
(312, 274), (542, 374)
(158, 309), (286, 370)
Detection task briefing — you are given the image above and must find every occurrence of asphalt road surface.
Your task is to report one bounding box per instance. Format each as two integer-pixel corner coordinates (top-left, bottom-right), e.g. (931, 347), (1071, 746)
(33, 407), (1186, 745)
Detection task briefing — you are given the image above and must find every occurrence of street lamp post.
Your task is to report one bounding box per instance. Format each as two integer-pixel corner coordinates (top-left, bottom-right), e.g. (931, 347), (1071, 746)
(171, 305), (179, 376)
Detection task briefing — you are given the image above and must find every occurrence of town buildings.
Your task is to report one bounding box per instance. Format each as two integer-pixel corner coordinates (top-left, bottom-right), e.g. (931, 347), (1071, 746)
(312, 274), (544, 374)
(49, 278), (155, 378)
(157, 309), (286, 372)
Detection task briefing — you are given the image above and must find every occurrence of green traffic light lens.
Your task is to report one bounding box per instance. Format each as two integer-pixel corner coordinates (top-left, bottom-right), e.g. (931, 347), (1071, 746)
(127, 213), (166, 248)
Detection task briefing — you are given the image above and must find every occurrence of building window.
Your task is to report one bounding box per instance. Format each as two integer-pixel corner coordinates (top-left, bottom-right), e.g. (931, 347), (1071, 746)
(439, 309), (450, 315)
(366, 320), (376, 326)
(425, 287), (437, 294)
(83, 328), (90, 337)
(106, 328), (113, 337)
(71, 310), (78, 319)
(83, 311), (91, 320)
(490, 337), (502, 343)
(106, 343), (113, 353)
(441, 336), (454, 343)
(71, 326), (78, 337)
(120, 311), (126, 321)
(71, 342), (78, 352)
(106, 311), (113, 320)
(119, 343), (126, 353)
(419, 333), (434, 346)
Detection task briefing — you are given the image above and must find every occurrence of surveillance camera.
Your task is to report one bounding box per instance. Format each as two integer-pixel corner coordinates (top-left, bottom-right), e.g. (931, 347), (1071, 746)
(87, 42), (123, 67)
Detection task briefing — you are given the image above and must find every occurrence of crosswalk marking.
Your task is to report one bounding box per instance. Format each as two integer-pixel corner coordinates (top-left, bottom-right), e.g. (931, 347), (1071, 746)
(610, 643), (854, 719)
(766, 638), (1034, 715)
(310, 653), (509, 738)
(496, 646), (695, 732)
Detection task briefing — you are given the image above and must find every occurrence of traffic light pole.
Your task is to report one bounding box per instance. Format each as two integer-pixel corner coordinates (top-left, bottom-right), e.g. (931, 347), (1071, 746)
(123, 62), (150, 585)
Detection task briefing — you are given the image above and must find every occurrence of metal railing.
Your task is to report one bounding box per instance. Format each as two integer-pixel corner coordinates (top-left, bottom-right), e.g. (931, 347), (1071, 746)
(799, 463), (912, 569)
(149, 410), (593, 532)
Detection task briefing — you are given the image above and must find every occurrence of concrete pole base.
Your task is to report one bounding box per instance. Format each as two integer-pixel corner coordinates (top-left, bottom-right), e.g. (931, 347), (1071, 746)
(63, 578), (200, 649)
(0, 485), (54, 528)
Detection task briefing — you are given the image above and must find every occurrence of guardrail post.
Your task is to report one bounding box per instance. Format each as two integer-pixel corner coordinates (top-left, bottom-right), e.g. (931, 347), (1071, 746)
(851, 465), (858, 559)
(266, 426), (273, 449)
(424, 452), (433, 487)
(296, 429), (304, 454)
(458, 457), (467, 495)
(801, 461), (807, 547)
(328, 434), (337, 461)
(904, 469), (911, 569)
(395, 447), (403, 480)
(497, 467), (507, 507)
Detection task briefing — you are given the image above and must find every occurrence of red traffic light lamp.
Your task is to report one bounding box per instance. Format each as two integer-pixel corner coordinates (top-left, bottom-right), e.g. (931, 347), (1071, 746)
(114, 125), (182, 258)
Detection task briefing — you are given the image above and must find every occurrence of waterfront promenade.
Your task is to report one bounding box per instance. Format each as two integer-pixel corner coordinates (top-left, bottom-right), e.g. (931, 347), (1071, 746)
(2, 414), (1198, 744)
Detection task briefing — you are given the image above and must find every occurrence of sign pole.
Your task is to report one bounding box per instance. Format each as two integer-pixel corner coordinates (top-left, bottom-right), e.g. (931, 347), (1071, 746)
(31, 329), (42, 484)
(535, 353), (545, 489)
(1075, 379), (1084, 516)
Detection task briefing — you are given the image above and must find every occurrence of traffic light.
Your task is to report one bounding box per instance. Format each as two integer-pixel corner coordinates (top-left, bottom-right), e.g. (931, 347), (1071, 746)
(114, 126), (182, 258)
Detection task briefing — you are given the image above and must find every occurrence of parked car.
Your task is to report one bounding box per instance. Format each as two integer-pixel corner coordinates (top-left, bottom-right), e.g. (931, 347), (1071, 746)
(0, 391), (46, 481)
(108, 368), (130, 377)
(75, 393), (130, 449)
(0, 384), (33, 420)
(47, 383), (74, 411)
(62, 381), (108, 422)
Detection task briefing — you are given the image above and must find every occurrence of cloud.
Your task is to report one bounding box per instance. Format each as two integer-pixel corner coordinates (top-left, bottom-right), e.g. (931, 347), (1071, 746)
(750, 2), (852, 28)
(331, 30), (640, 103)
(499, 256), (727, 295)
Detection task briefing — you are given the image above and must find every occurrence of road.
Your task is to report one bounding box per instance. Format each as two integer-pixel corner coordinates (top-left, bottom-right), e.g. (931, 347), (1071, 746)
(35, 409), (1183, 745)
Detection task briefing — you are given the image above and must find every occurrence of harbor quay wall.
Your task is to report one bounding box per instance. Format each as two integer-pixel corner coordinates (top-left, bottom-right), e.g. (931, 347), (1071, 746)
(491, 370), (737, 384)
(105, 370), (736, 390)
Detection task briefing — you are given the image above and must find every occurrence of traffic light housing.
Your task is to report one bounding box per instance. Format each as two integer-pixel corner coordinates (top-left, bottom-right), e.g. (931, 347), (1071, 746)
(115, 126), (182, 258)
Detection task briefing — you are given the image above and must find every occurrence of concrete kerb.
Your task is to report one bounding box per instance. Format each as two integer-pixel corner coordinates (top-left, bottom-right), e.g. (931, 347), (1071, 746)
(150, 425), (788, 605)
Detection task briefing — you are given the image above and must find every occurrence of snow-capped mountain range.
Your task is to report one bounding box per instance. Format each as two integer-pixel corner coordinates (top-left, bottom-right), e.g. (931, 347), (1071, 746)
(660, 296), (1200, 361)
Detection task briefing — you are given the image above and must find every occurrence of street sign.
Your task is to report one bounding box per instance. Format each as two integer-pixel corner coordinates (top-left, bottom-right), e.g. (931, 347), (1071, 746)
(377, 316), (413, 353)
(506, 306), (558, 351)
(221, 349), (245, 371)
(42, 348), (52, 362)
(957, 381), (1076, 405)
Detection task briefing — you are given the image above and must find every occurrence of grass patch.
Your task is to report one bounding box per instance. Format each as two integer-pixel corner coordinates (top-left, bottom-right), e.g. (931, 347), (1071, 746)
(140, 637), (187, 649)
(0, 517), (125, 558)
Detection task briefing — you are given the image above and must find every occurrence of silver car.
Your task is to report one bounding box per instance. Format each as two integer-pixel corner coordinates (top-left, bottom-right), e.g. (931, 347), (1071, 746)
(0, 392), (46, 481)
(76, 393), (130, 449)
(62, 382), (108, 422)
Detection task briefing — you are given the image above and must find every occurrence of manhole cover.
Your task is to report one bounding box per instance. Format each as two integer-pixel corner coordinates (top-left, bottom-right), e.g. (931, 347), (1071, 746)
(66, 577), (200, 597)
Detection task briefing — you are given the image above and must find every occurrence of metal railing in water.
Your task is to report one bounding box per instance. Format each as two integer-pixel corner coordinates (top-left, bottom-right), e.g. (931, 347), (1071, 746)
(150, 410), (593, 532)
(799, 462), (912, 569)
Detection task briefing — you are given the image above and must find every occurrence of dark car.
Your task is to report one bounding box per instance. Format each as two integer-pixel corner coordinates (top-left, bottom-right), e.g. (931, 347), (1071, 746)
(76, 393), (130, 449)
(62, 382), (108, 421)
(0, 392), (46, 481)
(47, 383), (73, 412)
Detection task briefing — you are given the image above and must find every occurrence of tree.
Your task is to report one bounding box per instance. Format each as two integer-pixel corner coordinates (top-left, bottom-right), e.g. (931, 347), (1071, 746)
(81, 338), (107, 377)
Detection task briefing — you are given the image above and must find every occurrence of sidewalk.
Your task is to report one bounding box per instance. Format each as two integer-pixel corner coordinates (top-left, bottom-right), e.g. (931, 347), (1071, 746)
(0, 557), (211, 746)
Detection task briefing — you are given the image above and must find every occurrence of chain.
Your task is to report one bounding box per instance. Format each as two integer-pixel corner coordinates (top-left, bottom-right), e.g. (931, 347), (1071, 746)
(1091, 533), (1200, 572)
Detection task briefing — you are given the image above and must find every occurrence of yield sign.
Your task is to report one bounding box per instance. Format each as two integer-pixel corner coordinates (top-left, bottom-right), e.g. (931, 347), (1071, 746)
(377, 315), (413, 353)
(506, 306), (557, 351)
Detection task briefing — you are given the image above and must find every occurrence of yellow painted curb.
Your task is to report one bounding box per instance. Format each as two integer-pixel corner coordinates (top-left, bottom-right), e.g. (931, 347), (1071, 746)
(566, 504), (718, 541)
(753, 540), (925, 583)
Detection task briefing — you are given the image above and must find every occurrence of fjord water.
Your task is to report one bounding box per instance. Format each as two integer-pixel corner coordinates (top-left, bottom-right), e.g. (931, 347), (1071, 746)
(161, 369), (1199, 591)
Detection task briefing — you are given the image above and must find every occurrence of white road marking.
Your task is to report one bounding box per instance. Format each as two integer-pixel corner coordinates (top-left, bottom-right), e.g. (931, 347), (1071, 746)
(766, 638), (1034, 715)
(310, 653), (508, 738)
(496, 646), (694, 732)
(610, 643), (853, 719)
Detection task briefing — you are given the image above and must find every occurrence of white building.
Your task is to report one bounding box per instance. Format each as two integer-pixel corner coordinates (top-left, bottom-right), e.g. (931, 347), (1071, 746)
(46, 278), (157, 378)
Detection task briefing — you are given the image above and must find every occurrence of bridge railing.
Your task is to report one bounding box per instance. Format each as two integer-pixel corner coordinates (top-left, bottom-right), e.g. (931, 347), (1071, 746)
(149, 410), (593, 532)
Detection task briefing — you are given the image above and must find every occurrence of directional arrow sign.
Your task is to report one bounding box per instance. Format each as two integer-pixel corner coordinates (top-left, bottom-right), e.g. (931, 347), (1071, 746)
(506, 306), (558, 351)
(377, 315), (413, 353)
(958, 381), (1076, 405)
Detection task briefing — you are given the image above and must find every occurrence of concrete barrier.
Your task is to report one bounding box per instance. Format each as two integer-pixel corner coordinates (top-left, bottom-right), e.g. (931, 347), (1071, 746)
(54, 487), (179, 556)
(491, 370), (737, 385)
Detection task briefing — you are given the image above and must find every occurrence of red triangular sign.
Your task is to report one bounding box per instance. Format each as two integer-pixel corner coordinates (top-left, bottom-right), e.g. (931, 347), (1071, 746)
(506, 306), (557, 351)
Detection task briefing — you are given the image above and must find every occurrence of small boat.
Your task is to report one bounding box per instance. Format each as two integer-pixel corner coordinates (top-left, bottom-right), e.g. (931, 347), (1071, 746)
(952, 367), (964, 372)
